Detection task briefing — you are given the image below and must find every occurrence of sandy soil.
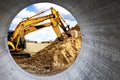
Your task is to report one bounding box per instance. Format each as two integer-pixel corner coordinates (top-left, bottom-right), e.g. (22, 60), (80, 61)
(12, 25), (82, 76)
(23, 43), (50, 56)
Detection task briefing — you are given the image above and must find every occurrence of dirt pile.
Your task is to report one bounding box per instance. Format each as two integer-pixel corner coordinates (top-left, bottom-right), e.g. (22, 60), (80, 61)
(13, 25), (82, 76)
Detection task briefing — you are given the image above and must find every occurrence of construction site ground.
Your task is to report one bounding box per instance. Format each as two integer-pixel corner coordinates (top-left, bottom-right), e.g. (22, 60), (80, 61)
(12, 25), (82, 76)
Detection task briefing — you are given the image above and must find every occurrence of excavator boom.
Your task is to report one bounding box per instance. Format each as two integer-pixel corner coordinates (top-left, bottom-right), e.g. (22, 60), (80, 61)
(8, 7), (70, 51)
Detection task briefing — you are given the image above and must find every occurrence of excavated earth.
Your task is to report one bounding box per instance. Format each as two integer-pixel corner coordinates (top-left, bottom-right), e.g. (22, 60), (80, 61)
(12, 25), (82, 76)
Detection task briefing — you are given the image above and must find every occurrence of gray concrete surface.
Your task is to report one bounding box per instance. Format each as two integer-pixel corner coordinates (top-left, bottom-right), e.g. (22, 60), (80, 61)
(0, 0), (120, 80)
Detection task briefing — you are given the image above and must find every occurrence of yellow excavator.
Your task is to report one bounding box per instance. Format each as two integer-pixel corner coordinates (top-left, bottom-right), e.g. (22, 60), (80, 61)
(8, 7), (71, 52)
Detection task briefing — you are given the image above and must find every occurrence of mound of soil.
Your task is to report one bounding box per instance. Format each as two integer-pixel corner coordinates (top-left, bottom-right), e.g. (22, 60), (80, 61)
(13, 25), (82, 76)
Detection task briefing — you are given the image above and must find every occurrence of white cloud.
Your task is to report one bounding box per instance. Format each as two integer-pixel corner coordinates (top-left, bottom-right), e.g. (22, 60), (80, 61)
(25, 27), (57, 42)
(32, 3), (78, 29)
(9, 17), (22, 30)
(9, 8), (36, 30)
(17, 8), (36, 18)
(66, 20), (77, 28)
(33, 3), (71, 15)
(12, 17), (22, 25)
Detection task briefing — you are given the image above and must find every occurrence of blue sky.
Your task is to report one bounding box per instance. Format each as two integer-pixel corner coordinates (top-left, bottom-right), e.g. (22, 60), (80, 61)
(9, 3), (77, 42)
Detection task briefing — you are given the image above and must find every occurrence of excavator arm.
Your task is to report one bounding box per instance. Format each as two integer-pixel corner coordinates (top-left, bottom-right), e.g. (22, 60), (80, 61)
(23, 22), (52, 36)
(10, 14), (54, 42)
(8, 7), (69, 51)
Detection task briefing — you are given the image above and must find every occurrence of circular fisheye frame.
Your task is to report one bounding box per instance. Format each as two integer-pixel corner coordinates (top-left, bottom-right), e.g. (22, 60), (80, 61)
(8, 2), (82, 76)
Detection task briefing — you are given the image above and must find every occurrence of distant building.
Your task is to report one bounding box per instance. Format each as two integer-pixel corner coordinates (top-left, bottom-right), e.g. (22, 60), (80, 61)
(26, 40), (37, 43)
(41, 40), (53, 43)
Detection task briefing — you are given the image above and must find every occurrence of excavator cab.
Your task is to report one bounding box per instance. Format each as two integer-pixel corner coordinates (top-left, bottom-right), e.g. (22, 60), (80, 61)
(8, 31), (26, 51)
